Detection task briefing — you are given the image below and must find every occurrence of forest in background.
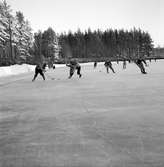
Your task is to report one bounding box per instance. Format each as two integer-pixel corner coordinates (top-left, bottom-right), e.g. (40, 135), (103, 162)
(0, 0), (163, 66)
(59, 28), (153, 62)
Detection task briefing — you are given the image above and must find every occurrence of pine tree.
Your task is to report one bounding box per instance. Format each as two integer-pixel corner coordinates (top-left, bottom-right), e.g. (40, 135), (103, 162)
(33, 31), (43, 64)
(41, 27), (59, 65)
(15, 11), (33, 63)
(0, 0), (15, 64)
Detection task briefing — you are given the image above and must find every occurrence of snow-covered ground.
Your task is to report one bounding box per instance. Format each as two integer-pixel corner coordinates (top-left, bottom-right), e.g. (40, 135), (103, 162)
(0, 64), (35, 77)
(0, 64), (65, 77)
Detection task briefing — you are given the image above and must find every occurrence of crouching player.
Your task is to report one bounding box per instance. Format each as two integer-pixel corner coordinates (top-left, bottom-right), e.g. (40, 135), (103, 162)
(135, 58), (147, 74)
(32, 64), (46, 81)
(66, 59), (82, 78)
(104, 60), (115, 73)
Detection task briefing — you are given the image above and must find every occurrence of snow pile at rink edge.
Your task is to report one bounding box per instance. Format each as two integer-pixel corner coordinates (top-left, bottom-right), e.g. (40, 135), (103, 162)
(0, 62), (104, 78)
(0, 64), (35, 77)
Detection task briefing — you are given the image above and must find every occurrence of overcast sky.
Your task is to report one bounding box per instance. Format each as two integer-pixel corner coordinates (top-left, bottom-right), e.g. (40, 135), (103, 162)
(7, 0), (164, 47)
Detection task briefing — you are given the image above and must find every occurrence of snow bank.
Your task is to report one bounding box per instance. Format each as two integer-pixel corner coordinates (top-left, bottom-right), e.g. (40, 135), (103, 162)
(0, 62), (110, 78)
(0, 63), (70, 78)
(0, 64), (35, 77)
(54, 64), (66, 68)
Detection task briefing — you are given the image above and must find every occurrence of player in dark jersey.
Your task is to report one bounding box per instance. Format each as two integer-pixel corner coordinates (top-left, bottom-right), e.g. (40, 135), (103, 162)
(94, 61), (97, 69)
(104, 60), (115, 73)
(66, 59), (82, 78)
(32, 64), (46, 81)
(123, 60), (127, 69)
(135, 58), (147, 74)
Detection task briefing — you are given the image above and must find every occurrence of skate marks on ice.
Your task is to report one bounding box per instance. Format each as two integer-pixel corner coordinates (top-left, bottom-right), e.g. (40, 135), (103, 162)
(1, 61), (164, 167)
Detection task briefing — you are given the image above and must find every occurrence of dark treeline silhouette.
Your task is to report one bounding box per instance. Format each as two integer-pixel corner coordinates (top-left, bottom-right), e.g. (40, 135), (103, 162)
(154, 47), (164, 58)
(59, 28), (154, 62)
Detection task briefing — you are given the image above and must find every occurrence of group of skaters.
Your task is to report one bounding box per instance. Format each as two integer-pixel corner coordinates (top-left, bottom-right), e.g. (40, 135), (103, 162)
(94, 58), (148, 74)
(32, 57), (149, 81)
(32, 59), (82, 81)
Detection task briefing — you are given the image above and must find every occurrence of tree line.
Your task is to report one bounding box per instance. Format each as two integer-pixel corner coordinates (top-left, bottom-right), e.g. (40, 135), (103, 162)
(0, 0), (59, 66)
(0, 0), (33, 65)
(0, 0), (155, 66)
(59, 28), (154, 62)
(31, 28), (59, 67)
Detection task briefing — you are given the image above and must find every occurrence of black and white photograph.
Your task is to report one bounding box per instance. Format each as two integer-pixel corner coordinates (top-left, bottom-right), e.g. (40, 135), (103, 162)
(0, 0), (164, 166)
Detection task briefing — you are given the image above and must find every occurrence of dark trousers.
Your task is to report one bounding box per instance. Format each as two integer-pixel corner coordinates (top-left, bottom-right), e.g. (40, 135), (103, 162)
(69, 66), (81, 78)
(123, 61), (126, 69)
(32, 69), (45, 81)
(136, 63), (146, 74)
(106, 66), (115, 73)
(77, 66), (81, 75)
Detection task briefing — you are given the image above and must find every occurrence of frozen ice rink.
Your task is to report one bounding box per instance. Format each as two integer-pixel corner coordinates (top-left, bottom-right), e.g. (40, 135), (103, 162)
(0, 60), (164, 167)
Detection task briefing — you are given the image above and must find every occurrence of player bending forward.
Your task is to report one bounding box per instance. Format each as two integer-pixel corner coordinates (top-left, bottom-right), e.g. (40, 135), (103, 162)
(66, 59), (82, 78)
(135, 58), (147, 74)
(32, 64), (46, 81)
(104, 60), (115, 73)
